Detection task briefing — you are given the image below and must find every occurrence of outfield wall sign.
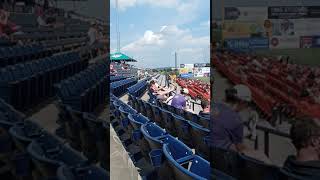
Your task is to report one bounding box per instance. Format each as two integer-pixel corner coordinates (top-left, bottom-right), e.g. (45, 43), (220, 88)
(300, 36), (320, 48)
(268, 6), (320, 19)
(225, 37), (269, 49)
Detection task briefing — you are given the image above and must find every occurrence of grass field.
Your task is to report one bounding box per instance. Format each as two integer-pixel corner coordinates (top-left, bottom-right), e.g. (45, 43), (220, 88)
(191, 77), (210, 83)
(255, 48), (320, 66)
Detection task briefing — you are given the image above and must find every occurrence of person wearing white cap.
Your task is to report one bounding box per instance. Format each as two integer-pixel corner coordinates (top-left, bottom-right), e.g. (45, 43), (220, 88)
(233, 84), (259, 141)
(169, 88), (189, 110)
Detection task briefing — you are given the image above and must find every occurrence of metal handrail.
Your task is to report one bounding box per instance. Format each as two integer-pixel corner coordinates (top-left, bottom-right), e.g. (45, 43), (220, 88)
(244, 121), (291, 157)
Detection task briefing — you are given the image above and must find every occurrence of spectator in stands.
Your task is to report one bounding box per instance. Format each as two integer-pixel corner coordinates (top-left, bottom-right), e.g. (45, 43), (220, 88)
(283, 118), (320, 179)
(149, 80), (174, 102)
(170, 88), (189, 110)
(37, 13), (48, 27)
(199, 99), (210, 118)
(212, 84), (270, 162)
(0, 4), (19, 37)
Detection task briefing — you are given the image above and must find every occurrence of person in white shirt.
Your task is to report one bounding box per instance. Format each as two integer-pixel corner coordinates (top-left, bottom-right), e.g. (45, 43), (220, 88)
(87, 22), (98, 46)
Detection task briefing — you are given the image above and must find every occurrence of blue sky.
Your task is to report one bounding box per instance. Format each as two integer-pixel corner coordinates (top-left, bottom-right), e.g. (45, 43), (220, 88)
(110, 0), (210, 68)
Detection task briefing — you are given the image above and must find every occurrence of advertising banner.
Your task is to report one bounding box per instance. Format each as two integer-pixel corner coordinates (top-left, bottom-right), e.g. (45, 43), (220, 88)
(223, 21), (271, 38)
(179, 68), (188, 75)
(193, 67), (210, 77)
(268, 6), (320, 19)
(225, 37), (269, 49)
(194, 63), (210, 67)
(300, 36), (313, 48)
(300, 36), (320, 48)
(180, 73), (193, 78)
(225, 7), (268, 21)
(270, 36), (300, 49)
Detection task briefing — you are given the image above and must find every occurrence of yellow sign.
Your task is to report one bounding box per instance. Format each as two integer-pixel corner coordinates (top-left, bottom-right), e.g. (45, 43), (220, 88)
(223, 21), (271, 38)
(179, 68), (188, 74)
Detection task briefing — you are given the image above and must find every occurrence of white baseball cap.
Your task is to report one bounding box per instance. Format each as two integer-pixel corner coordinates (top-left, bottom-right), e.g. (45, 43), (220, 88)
(182, 88), (189, 94)
(233, 84), (251, 102)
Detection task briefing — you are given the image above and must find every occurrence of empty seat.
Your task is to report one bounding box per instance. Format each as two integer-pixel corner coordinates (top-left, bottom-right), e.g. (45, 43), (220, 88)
(188, 121), (210, 158)
(238, 154), (280, 180)
(57, 165), (109, 180)
(172, 114), (192, 147)
(210, 146), (240, 178)
(128, 113), (150, 130)
(162, 139), (209, 180)
(141, 123), (168, 150)
(27, 135), (87, 178)
(9, 121), (43, 151)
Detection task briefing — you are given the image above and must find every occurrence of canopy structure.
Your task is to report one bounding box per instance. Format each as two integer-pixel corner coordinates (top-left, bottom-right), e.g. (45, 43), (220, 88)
(110, 52), (137, 62)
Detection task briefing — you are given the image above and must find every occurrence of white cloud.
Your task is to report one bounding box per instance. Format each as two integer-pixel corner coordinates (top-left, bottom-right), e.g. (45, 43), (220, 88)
(112, 0), (179, 11)
(121, 25), (209, 68)
(122, 30), (165, 52)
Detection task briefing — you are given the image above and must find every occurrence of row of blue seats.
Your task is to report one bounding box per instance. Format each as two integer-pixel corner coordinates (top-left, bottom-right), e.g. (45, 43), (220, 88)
(157, 100), (209, 128)
(0, 52), (87, 111)
(55, 102), (110, 171)
(110, 78), (138, 97)
(0, 98), (109, 180)
(0, 44), (51, 68)
(13, 31), (86, 41)
(127, 78), (149, 97)
(0, 37), (15, 47)
(110, 75), (126, 83)
(129, 94), (210, 159)
(110, 94), (212, 180)
(55, 61), (108, 112)
(211, 145), (307, 180)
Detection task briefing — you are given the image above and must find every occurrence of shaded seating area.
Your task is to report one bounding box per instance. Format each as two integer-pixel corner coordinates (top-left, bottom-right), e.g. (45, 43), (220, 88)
(0, 52), (88, 111)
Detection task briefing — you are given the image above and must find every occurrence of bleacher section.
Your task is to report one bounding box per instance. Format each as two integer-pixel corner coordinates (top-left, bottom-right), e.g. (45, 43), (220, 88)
(108, 73), (214, 179)
(55, 61), (108, 112)
(0, 51), (88, 111)
(0, 6), (110, 179)
(110, 78), (137, 97)
(0, 99), (109, 180)
(127, 78), (150, 98)
(0, 44), (50, 67)
(110, 92), (211, 179)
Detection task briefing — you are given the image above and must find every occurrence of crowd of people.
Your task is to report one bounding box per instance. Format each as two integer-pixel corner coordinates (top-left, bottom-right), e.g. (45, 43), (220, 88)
(211, 83), (320, 179)
(148, 76), (210, 118)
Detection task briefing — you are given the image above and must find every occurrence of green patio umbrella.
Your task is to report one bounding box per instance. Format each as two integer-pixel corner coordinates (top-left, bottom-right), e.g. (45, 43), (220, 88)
(110, 52), (137, 62)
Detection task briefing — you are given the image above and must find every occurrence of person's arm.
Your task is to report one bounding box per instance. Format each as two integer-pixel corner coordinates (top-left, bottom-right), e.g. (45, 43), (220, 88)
(229, 122), (246, 152)
(156, 89), (173, 96)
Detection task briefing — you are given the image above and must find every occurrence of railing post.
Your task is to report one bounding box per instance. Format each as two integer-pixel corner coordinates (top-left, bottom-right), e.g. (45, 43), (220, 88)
(192, 102), (195, 111)
(264, 131), (269, 157)
(254, 135), (258, 150)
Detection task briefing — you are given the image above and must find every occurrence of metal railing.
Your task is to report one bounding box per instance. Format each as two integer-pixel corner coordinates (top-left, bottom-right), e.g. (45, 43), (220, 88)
(245, 122), (291, 157)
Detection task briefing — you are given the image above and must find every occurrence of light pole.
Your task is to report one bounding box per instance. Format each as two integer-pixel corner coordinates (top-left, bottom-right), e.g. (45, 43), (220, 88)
(116, 0), (120, 52)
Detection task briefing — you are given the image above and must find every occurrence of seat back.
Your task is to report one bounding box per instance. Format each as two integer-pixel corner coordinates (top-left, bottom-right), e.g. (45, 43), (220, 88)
(141, 123), (167, 150)
(238, 154), (280, 180)
(128, 113), (150, 130)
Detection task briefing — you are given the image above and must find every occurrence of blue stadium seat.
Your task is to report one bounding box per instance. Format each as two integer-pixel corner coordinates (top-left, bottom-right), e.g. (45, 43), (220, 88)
(9, 121), (43, 151)
(160, 110), (176, 136)
(188, 121), (210, 158)
(162, 137), (209, 180)
(210, 146), (240, 178)
(27, 135), (87, 178)
(128, 113), (150, 130)
(172, 114), (192, 147)
(141, 123), (168, 150)
(57, 165), (109, 180)
(238, 154), (280, 180)
(279, 168), (308, 180)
